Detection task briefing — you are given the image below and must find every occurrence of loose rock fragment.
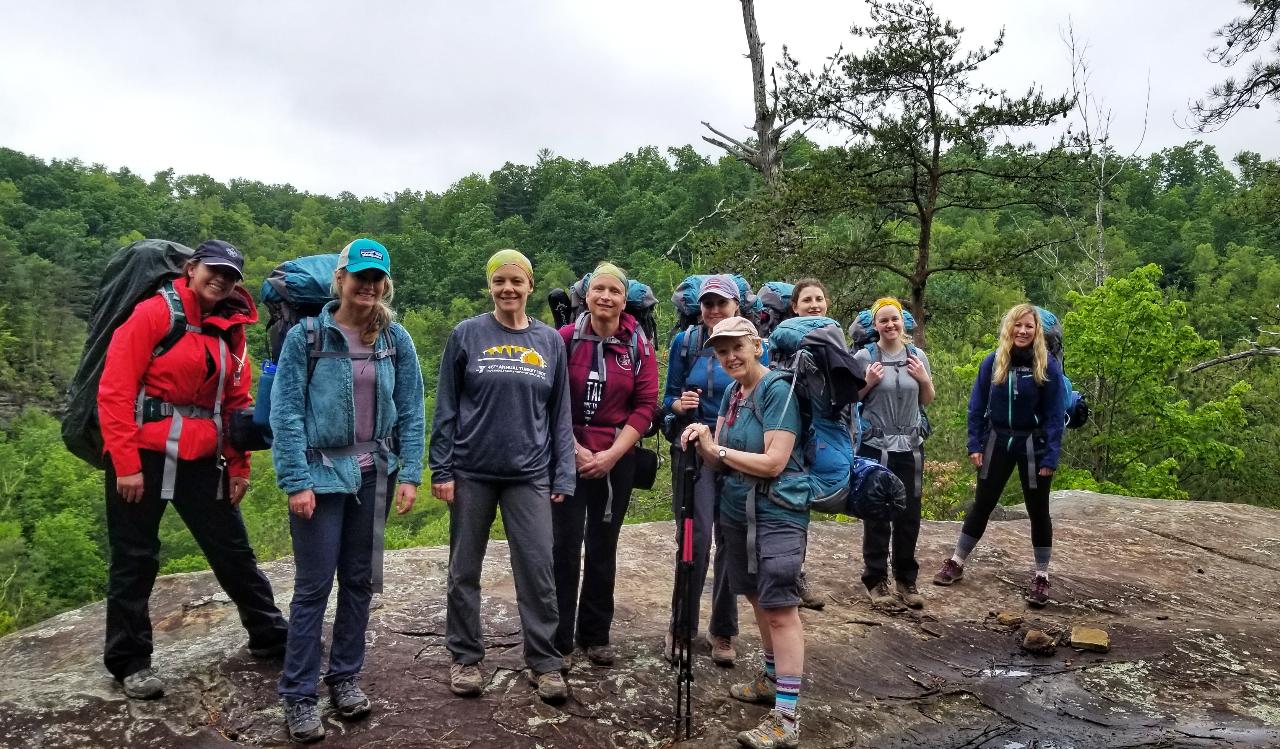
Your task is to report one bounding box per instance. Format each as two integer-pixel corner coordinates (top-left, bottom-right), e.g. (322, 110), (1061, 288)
(1021, 629), (1057, 655)
(1070, 626), (1111, 652)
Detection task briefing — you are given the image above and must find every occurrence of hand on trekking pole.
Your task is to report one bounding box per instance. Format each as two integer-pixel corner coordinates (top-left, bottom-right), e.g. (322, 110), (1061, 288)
(117, 472), (145, 503)
(672, 388), (701, 415)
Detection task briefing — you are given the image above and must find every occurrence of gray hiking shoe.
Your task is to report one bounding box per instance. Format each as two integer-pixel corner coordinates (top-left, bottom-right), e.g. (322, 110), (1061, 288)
(121, 667), (164, 700)
(328, 677), (371, 719)
(449, 662), (484, 697)
(728, 669), (777, 704)
(797, 572), (827, 610)
(866, 579), (900, 609)
(528, 669), (569, 703)
(737, 710), (800, 748)
(282, 698), (325, 743)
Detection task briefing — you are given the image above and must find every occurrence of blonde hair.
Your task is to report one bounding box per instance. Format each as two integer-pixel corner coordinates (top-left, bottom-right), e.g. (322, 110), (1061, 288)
(331, 269), (396, 346)
(871, 296), (913, 346)
(992, 303), (1048, 385)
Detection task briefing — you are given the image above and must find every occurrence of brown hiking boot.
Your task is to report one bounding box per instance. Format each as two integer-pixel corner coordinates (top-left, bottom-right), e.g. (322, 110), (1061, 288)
(866, 579), (900, 609)
(528, 669), (569, 703)
(896, 580), (925, 609)
(796, 572), (826, 610)
(585, 644), (615, 667)
(449, 662), (484, 697)
(707, 634), (736, 667)
(933, 559), (964, 586)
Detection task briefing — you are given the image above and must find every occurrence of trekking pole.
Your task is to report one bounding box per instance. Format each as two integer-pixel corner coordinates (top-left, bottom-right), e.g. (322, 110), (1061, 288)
(672, 441), (699, 740)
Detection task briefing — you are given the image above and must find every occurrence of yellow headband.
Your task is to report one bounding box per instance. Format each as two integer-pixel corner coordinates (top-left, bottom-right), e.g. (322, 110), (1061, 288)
(591, 262), (627, 289)
(485, 249), (534, 284)
(871, 297), (903, 318)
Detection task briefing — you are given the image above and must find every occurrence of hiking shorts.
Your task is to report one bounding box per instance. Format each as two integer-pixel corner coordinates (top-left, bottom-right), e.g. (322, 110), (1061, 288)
(720, 515), (806, 609)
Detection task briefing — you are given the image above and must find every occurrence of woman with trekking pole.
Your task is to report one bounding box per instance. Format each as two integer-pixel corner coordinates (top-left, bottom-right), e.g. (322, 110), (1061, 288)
(933, 302), (1065, 609)
(852, 297), (934, 611)
(553, 262), (659, 668)
(270, 238), (425, 743)
(430, 249), (576, 704)
(662, 274), (747, 667)
(97, 239), (288, 701)
(681, 315), (810, 749)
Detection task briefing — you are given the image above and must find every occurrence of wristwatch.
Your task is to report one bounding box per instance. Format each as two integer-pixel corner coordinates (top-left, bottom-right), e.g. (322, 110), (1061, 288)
(718, 447), (728, 461)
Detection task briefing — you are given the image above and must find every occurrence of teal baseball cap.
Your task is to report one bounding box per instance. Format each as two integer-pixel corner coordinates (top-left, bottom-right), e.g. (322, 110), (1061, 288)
(338, 238), (391, 275)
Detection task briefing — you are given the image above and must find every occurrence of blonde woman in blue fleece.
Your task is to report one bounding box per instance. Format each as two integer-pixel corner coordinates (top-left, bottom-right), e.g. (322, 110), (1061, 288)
(270, 238), (425, 743)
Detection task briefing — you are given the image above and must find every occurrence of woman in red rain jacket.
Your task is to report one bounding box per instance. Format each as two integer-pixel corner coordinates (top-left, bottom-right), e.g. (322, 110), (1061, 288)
(96, 239), (287, 700)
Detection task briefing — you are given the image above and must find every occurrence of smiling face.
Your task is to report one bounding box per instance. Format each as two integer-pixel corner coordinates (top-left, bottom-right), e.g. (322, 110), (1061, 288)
(337, 268), (388, 312)
(873, 305), (904, 344)
(1012, 312), (1038, 348)
(712, 335), (761, 383)
(585, 274), (626, 323)
(489, 265), (533, 315)
(186, 261), (240, 312)
(792, 286), (828, 317)
(700, 295), (739, 329)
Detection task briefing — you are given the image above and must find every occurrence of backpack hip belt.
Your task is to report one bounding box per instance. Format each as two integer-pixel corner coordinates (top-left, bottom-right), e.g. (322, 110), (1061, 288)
(863, 426), (924, 499)
(134, 335), (229, 502)
(980, 427), (1044, 490)
(307, 437), (396, 594)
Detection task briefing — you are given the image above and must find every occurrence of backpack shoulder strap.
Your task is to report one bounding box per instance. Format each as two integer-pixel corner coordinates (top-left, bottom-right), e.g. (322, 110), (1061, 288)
(152, 281), (198, 359)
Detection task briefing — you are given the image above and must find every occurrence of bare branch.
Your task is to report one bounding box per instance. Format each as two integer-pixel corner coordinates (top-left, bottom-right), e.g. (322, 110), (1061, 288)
(1186, 347), (1280, 373)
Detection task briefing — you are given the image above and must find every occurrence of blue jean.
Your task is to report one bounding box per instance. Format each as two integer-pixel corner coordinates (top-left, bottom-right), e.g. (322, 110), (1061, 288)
(279, 469), (390, 701)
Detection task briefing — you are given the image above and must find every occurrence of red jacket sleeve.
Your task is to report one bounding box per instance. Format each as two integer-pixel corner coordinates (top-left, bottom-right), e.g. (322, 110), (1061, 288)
(625, 340), (660, 437)
(222, 334), (253, 479)
(98, 296), (169, 477)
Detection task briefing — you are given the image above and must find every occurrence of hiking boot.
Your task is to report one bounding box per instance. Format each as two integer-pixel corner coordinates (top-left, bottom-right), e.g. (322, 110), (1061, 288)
(896, 580), (925, 609)
(528, 669), (569, 704)
(707, 634), (737, 667)
(585, 644), (615, 667)
(933, 559), (964, 586)
(449, 662), (484, 697)
(282, 698), (325, 743)
(1026, 575), (1051, 608)
(728, 669), (777, 704)
(866, 579), (899, 609)
(797, 572), (826, 610)
(736, 709), (799, 748)
(328, 677), (371, 720)
(121, 667), (164, 700)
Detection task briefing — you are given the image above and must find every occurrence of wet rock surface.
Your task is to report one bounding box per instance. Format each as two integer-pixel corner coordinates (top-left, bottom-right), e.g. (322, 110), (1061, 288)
(1, 490), (1278, 747)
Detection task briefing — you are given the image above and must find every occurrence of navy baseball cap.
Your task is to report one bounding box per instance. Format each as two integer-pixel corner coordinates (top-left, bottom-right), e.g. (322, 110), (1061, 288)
(338, 238), (391, 275)
(192, 240), (245, 280)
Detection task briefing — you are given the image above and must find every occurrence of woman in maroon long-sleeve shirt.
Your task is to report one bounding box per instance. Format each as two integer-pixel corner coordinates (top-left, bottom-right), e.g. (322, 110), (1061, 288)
(553, 262), (659, 667)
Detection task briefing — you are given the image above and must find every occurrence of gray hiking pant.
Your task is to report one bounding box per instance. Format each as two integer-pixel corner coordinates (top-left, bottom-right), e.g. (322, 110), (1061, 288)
(446, 474), (563, 674)
(669, 463), (739, 638)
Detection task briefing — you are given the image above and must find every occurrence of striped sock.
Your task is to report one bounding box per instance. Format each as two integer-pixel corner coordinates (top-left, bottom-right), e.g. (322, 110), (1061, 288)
(763, 650), (776, 681)
(774, 674), (801, 727)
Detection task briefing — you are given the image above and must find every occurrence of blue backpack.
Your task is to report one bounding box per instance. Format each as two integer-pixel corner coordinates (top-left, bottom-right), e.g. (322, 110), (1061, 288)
(1036, 307), (1089, 429)
(671, 274), (760, 369)
(253, 253), (398, 443)
(550, 273), (659, 346)
(755, 281), (795, 338)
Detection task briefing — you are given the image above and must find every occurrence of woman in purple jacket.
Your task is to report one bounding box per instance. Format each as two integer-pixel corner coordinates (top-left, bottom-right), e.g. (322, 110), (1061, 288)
(933, 303), (1065, 608)
(554, 262), (659, 667)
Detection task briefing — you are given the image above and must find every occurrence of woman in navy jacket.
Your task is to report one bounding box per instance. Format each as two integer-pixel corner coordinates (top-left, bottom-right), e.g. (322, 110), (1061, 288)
(933, 303), (1064, 608)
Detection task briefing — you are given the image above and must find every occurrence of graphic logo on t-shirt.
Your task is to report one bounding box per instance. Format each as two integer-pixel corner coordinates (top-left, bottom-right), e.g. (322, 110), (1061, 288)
(615, 351), (632, 371)
(476, 343), (549, 381)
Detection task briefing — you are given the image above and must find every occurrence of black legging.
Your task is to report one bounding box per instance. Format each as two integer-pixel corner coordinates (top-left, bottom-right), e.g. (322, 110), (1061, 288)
(961, 439), (1053, 548)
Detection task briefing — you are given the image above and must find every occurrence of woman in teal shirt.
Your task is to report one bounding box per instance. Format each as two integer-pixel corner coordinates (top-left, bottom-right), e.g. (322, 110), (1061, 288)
(680, 315), (808, 749)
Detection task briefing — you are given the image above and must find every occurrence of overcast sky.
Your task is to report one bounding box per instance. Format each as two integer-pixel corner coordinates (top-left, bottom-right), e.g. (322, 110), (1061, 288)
(1, 0), (1275, 197)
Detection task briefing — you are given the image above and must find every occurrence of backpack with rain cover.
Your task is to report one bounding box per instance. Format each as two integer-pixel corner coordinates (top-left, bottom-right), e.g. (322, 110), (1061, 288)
(755, 281), (794, 338)
(1036, 307), (1089, 429)
(670, 273), (760, 369)
(847, 306), (917, 349)
(549, 273), (659, 346)
(252, 253), (356, 443)
(62, 239), (196, 468)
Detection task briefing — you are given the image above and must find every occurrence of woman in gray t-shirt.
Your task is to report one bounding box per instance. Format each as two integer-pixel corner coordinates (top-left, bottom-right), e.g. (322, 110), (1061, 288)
(851, 298), (934, 611)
